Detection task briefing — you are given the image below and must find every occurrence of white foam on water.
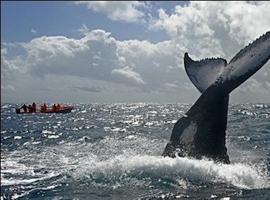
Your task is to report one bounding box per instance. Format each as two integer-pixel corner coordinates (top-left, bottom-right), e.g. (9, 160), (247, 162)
(47, 135), (60, 139)
(42, 130), (54, 134)
(14, 136), (22, 140)
(70, 154), (269, 190)
(10, 184), (61, 200)
(1, 158), (59, 187)
(1, 173), (57, 186)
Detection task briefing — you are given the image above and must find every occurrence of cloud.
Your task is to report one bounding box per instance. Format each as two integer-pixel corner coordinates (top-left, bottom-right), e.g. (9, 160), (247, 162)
(2, 29), (186, 95)
(232, 78), (270, 103)
(74, 86), (103, 93)
(2, 1), (270, 103)
(30, 28), (37, 34)
(117, 39), (187, 91)
(1, 51), (25, 97)
(20, 30), (118, 80)
(75, 1), (146, 22)
(78, 24), (89, 35)
(111, 66), (145, 85)
(149, 1), (270, 101)
(150, 1), (270, 58)
(1, 50), (20, 85)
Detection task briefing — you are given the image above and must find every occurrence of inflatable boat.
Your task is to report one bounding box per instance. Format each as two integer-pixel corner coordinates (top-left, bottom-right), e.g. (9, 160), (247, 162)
(16, 106), (73, 114)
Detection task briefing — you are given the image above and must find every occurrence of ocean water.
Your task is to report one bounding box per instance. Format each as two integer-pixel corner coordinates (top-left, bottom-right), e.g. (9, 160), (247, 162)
(1, 103), (270, 199)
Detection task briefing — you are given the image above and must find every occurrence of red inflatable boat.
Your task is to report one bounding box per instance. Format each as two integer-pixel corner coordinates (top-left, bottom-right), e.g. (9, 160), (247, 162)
(16, 105), (73, 114)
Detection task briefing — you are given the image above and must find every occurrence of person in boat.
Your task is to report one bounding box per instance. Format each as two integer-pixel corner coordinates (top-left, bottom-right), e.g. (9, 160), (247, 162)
(32, 102), (36, 113)
(28, 104), (33, 113)
(21, 104), (27, 113)
(16, 108), (20, 114)
(52, 104), (57, 112)
(40, 103), (47, 112)
(40, 104), (44, 112)
(56, 104), (61, 111)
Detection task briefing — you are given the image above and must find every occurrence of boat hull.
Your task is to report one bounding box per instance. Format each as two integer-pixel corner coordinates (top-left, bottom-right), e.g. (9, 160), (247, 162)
(16, 106), (73, 114)
(42, 107), (73, 113)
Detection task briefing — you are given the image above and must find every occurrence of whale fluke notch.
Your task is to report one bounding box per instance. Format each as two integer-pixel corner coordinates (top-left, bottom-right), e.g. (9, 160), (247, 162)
(163, 31), (270, 163)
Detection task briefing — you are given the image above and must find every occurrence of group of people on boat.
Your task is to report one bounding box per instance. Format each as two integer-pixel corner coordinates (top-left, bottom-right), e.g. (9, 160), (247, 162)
(20, 102), (37, 113)
(41, 103), (62, 112)
(17, 103), (63, 113)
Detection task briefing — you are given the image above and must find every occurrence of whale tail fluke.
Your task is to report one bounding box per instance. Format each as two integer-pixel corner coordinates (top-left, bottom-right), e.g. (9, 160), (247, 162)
(184, 31), (270, 96)
(163, 31), (270, 163)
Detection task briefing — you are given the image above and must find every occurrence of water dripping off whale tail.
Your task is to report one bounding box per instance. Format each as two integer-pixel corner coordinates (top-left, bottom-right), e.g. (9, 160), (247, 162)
(163, 31), (270, 163)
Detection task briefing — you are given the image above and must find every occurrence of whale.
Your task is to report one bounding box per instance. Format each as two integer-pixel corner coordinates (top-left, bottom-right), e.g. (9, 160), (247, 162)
(162, 31), (270, 163)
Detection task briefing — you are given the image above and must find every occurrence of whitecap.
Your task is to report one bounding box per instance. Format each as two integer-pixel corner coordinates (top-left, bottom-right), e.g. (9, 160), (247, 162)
(70, 155), (269, 190)
(104, 127), (111, 132)
(48, 135), (60, 139)
(42, 130), (54, 134)
(14, 136), (22, 140)
(145, 122), (154, 126)
(72, 127), (79, 131)
(1, 172), (59, 187)
(1, 105), (9, 109)
(32, 141), (41, 145)
(126, 135), (137, 139)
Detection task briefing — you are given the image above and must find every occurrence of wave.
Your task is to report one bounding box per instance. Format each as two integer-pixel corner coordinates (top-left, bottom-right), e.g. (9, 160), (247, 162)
(70, 154), (269, 190)
(1, 159), (59, 186)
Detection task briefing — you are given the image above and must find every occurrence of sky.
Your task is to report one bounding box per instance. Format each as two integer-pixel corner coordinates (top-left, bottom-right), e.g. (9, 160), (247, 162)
(1, 1), (270, 104)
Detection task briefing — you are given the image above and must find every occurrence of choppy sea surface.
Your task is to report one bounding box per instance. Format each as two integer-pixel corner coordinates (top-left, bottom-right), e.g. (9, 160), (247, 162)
(1, 103), (270, 199)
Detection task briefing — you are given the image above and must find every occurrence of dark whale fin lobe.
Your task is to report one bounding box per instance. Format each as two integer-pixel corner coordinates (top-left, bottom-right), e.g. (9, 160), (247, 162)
(163, 31), (270, 163)
(184, 53), (227, 93)
(218, 31), (270, 94)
